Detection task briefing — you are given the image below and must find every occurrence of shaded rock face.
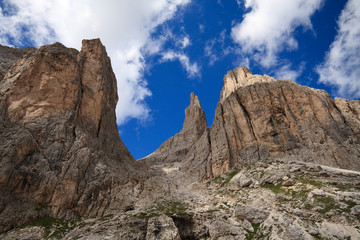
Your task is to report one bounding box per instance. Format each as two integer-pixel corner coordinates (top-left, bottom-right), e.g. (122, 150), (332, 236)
(144, 67), (360, 179)
(0, 39), (140, 231)
(0, 44), (35, 81)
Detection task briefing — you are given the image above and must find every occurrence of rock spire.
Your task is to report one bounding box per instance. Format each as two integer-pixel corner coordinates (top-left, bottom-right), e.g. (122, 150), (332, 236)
(0, 39), (140, 231)
(139, 92), (207, 165)
(145, 66), (360, 180)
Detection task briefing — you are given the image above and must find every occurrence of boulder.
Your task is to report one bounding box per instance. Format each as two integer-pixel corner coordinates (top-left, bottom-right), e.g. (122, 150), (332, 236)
(235, 205), (269, 224)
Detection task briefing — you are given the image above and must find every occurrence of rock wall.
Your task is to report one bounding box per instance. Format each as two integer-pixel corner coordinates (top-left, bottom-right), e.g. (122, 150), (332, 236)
(0, 39), (141, 231)
(0, 44), (35, 81)
(144, 67), (360, 180)
(1, 39), (360, 234)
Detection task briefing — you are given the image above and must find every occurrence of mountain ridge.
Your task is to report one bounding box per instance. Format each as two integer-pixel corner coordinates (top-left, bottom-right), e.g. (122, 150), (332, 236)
(0, 40), (359, 239)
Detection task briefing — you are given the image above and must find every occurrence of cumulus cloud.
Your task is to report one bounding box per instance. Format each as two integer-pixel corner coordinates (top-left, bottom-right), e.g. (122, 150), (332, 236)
(273, 62), (305, 81)
(316, 0), (360, 98)
(231, 0), (324, 68)
(161, 51), (200, 78)
(0, 0), (190, 124)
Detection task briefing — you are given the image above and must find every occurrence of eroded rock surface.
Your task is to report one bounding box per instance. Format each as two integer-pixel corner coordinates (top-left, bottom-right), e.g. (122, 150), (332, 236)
(0, 39), (141, 231)
(3, 158), (359, 239)
(140, 92), (207, 166)
(0, 44), (35, 81)
(1, 41), (360, 239)
(144, 67), (360, 180)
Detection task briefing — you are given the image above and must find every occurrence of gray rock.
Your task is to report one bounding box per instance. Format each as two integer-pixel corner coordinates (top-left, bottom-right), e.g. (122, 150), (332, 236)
(146, 215), (181, 240)
(283, 179), (295, 187)
(241, 219), (254, 232)
(235, 205), (269, 224)
(208, 220), (245, 239)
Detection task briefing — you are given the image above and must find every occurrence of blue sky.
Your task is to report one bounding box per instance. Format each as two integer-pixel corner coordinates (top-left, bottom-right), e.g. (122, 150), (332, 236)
(1, 0), (359, 159)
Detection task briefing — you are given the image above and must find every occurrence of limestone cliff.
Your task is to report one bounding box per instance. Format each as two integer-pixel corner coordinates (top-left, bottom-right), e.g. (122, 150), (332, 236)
(0, 44), (35, 81)
(0, 39), (141, 231)
(1, 43), (360, 240)
(144, 67), (360, 180)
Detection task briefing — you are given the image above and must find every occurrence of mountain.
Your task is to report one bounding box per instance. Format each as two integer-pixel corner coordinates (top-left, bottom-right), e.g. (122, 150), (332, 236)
(0, 39), (142, 231)
(141, 66), (360, 182)
(1, 40), (359, 239)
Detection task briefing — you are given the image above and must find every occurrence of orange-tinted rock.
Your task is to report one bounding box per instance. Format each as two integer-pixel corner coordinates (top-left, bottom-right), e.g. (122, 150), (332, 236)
(146, 67), (360, 180)
(0, 39), (139, 231)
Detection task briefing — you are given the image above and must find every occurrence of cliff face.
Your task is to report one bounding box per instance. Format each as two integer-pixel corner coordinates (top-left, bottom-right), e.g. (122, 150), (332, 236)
(1, 42), (360, 239)
(145, 67), (360, 180)
(0, 39), (140, 231)
(140, 92), (207, 165)
(0, 44), (35, 81)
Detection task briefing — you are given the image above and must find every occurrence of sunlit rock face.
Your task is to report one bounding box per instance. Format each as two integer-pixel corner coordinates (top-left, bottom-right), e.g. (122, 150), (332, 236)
(1, 40), (360, 239)
(220, 66), (276, 102)
(145, 66), (360, 180)
(0, 39), (141, 231)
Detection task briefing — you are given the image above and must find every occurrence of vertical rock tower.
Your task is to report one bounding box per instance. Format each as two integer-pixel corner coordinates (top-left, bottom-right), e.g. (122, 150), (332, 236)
(140, 92), (207, 165)
(144, 66), (360, 180)
(0, 39), (140, 231)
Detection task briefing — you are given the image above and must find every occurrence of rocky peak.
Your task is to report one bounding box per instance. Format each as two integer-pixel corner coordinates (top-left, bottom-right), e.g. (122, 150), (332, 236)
(165, 66), (360, 180)
(0, 39), (139, 231)
(181, 92), (207, 137)
(140, 93), (207, 165)
(220, 66), (275, 102)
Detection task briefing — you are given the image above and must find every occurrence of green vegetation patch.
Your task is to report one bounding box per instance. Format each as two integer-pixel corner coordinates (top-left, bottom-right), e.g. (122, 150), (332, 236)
(313, 195), (339, 214)
(21, 216), (81, 239)
(297, 177), (323, 187)
(245, 223), (272, 240)
(245, 223), (261, 240)
(220, 170), (240, 187)
(133, 201), (190, 220)
(261, 183), (287, 194)
(213, 175), (225, 184)
(98, 214), (114, 221)
(343, 200), (357, 213)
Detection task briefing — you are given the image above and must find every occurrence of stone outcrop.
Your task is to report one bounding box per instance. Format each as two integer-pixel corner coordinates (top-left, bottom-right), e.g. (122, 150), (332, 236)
(140, 92), (207, 165)
(235, 205), (269, 224)
(0, 44), (35, 81)
(144, 67), (360, 180)
(0, 39), (141, 231)
(4, 158), (360, 240)
(220, 66), (275, 102)
(1, 40), (360, 239)
(334, 97), (360, 135)
(146, 215), (181, 240)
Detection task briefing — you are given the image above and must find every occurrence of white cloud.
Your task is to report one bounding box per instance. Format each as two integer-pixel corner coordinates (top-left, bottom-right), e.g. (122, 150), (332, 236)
(204, 30), (229, 66)
(316, 0), (360, 98)
(231, 0), (324, 68)
(273, 62), (305, 81)
(161, 51), (200, 78)
(180, 36), (190, 49)
(0, 0), (190, 125)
